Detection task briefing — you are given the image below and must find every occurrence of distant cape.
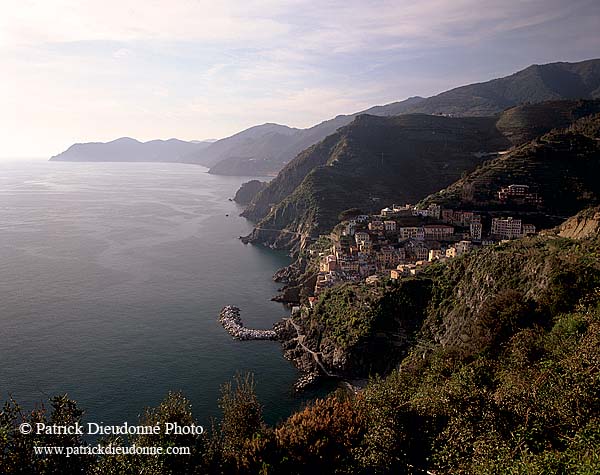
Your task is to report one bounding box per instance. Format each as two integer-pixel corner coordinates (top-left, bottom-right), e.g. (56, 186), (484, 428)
(50, 137), (213, 165)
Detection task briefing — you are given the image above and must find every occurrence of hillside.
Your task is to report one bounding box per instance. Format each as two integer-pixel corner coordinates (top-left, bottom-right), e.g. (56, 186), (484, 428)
(242, 100), (600, 251)
(420, 111), (600, 216)
(209, 60), (600, 175)
(409, 58), (600, 116)
(197, 123), (301, 174)
(270, 226), (600, 473)
(49, 60), (600, 174)
(242, 114), (511, 250)
(50, 137), (212, 164)
(201, 96), (425, 175)
(281, 224), (600, 377)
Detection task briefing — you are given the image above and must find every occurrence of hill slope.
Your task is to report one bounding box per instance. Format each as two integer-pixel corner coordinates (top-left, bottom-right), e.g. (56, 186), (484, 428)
(242, 114), (511, 249)
(50, 60), (600, 174)
(268, 225), (600, 473)
(201, 97), (425, 175)
(209, 59), (600, 175)
(420, 111), (600, 216)
(194, 123), (301, 174)
(242, 100), (600, 250)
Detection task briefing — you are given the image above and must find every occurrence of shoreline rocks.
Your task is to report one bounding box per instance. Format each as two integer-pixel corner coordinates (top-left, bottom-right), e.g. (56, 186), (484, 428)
(219, 307), (353, 394)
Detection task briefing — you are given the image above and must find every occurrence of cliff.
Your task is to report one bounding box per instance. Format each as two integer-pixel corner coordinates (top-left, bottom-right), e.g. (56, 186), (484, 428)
(233, 180), (268, 205)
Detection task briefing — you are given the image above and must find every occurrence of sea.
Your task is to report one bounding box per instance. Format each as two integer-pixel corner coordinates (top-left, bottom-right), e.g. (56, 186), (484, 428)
(0, 159), (326, 433)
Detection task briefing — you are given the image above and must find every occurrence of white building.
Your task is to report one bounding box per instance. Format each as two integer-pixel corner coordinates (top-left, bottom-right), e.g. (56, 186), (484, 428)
(491, 217), (522, 239)
(398, 226), (424, 240)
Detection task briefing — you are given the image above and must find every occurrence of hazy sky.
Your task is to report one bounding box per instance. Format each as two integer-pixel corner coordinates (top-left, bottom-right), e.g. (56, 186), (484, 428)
(1, 0), (599, 158)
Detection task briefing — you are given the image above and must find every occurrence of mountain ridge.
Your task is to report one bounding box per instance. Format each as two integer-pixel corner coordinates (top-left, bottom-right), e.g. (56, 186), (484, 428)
(194, 58), (600, 175)
(49, 59), (600, 175)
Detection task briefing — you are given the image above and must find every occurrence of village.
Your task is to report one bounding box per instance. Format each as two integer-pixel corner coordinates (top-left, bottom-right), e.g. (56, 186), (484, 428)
(310, 184), (540, 301)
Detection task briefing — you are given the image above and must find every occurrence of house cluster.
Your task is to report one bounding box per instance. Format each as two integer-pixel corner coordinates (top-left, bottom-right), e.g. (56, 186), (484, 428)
(313, 196), (537, 296)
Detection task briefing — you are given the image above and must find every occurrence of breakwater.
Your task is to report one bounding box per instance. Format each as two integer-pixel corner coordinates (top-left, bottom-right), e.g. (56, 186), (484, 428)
(218, 305), (278, 340)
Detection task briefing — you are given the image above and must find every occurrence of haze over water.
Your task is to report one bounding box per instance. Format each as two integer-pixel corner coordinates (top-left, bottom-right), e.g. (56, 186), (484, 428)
(0, 160), (311, 429)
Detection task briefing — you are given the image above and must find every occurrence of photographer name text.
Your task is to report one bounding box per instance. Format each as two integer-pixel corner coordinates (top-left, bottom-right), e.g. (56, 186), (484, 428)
(19, 422), (204, 436)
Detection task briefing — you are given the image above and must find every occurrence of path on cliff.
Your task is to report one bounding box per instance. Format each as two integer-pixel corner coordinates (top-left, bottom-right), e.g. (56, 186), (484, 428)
(287, 318), (334, 377)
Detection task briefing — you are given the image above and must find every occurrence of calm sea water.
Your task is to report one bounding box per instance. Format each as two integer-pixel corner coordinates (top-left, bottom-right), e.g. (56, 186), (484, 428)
(0, 160), (320, 430)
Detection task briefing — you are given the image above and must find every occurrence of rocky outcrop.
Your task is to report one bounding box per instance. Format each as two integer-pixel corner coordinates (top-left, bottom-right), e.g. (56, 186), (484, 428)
(271, 286), (301, 304)
(557, 206), (600, 239)
(233, 180), (268, 205)
(271, 257), (317, 304)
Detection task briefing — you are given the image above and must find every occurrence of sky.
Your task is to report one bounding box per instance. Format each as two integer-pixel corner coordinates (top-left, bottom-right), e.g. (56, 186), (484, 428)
(1, 0), (599, 158)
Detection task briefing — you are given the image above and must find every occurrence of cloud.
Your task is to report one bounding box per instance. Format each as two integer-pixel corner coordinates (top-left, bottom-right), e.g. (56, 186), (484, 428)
(113, 47), (132, 59)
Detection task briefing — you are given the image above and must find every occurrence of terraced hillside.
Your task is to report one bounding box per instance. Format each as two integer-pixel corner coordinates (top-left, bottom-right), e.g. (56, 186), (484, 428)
(421, 113), (600, 216)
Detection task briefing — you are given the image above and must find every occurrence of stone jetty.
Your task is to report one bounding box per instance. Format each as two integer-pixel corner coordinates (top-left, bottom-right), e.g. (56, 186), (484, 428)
(293, 372), (320, 392)
(219, 305), (278, 341)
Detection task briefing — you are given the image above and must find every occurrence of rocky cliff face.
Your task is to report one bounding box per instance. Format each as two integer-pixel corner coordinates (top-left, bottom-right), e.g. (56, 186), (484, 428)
(557, 206), (600, 239)
(233, 180), (268, 205)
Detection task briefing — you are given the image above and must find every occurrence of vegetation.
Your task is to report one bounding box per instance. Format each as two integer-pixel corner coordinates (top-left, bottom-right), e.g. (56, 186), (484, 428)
(233, 180), (268, 205)
(408, 59), (600, 117)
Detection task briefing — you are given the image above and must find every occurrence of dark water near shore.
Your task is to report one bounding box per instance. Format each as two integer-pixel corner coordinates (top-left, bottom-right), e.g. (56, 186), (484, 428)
(0, 160), (322, 431)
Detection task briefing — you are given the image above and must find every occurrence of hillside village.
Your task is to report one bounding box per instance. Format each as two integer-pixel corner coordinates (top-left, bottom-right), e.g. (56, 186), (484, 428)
(310, 184), (539, 301)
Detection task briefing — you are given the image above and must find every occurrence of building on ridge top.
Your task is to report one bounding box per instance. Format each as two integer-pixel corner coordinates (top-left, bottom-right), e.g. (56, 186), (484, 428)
(498, 184), (542, 205)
